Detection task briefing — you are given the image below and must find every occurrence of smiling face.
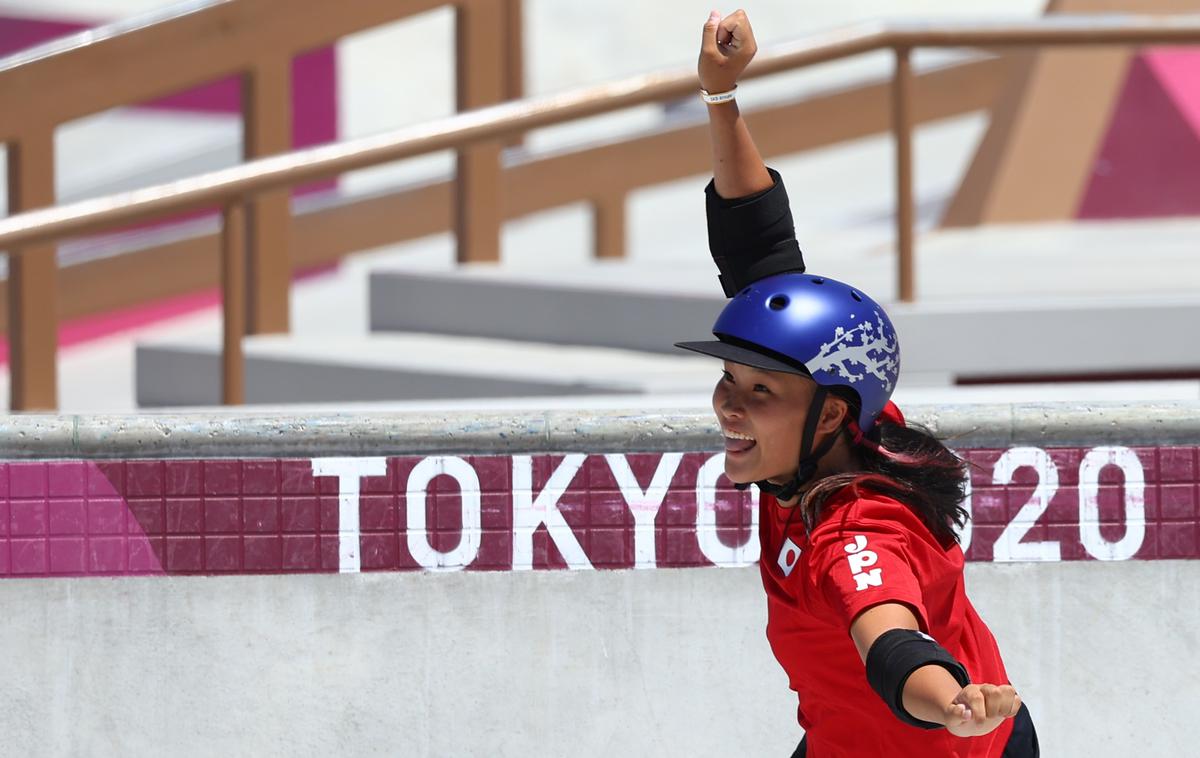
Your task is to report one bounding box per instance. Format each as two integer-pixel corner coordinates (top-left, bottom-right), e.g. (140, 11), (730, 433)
(712, 361), (819, 485)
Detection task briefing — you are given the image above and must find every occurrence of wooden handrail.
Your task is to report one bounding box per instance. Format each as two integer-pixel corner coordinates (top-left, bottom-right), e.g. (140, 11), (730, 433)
(8, 14), (1198, 252)
(0, 0), (225, 71)
(3, 13), (1199, 409)
(1, 0), (523, 409)
(1, 54), (1009, 337)
(0, 0), (450, 139)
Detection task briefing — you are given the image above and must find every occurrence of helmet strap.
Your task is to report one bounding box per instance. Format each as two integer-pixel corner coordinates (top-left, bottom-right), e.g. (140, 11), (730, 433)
(738, 387), (836, 502)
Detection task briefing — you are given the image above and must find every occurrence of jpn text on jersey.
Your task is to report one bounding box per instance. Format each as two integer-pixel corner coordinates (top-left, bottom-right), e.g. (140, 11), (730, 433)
(844, 535), (883, 591)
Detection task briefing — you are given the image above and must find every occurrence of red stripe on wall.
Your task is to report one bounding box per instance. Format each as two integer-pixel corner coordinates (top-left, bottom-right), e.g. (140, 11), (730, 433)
(0, 446), (1195, 578)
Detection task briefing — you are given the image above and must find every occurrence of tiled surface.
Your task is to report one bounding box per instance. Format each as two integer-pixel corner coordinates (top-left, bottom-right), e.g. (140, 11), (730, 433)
(0, 446), (1196, 577)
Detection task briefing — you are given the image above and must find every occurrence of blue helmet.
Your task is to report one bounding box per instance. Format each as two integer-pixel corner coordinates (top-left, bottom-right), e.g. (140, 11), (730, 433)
(676, 272), (900, 432)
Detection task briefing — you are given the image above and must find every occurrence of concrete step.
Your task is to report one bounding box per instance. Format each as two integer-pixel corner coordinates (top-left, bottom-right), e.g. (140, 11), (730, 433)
(134, 332), (719, 407)
(370, 265), (724, 352)
(136, 215), (1200, 408)
(369, 265), (1200, 381)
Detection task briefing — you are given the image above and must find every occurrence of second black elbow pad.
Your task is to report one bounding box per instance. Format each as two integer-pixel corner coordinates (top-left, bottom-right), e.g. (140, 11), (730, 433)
(865, 628), (971, 730)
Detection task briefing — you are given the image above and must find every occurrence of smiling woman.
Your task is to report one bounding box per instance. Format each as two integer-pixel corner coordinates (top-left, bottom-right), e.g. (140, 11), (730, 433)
(673, 9), (1040, 758)
(713, 361), (832, 485)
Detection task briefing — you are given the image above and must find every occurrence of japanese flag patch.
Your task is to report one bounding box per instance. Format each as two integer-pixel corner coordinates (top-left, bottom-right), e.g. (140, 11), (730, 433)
(777, 537), (802, 577)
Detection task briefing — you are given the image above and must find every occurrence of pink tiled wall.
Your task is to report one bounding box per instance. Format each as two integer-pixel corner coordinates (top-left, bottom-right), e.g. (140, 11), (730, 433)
(0, 446), (1195, 578)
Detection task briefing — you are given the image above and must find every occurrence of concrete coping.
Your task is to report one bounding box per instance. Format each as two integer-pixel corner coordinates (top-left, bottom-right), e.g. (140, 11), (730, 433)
(0, 401), (1196, 459)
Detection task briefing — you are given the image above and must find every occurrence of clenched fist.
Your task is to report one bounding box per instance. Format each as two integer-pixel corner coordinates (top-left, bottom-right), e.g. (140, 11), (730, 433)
(698, 9), (758, 94)
(944, 683), (1022, 738)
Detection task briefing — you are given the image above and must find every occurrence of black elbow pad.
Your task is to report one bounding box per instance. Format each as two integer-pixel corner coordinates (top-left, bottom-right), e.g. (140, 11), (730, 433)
(705, 168), (806, 297)
(865, 629), (971, 730)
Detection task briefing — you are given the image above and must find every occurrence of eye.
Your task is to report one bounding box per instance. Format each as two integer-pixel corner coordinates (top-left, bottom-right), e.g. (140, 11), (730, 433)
(753, 384), (770, 393)
(721, 370), (734, 383)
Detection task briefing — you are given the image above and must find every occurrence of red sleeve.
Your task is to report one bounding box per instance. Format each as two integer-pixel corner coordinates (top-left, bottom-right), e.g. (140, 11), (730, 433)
(810, 509), (929, 633)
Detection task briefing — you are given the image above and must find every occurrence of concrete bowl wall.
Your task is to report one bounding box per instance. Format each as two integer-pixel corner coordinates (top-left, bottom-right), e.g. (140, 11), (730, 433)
(3, 562), (1197, 756)
(0, 401), (1197, 756)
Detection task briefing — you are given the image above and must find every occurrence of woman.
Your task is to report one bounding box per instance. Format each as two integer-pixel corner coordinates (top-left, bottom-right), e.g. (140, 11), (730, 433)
(675, 11), (1040, 757)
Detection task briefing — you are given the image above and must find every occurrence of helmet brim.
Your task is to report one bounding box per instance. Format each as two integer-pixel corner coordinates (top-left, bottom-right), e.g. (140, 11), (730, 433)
(673, 339), (809, 376)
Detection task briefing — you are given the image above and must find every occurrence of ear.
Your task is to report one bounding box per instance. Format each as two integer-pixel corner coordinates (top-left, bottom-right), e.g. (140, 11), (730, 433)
(816, 395), (850, 437)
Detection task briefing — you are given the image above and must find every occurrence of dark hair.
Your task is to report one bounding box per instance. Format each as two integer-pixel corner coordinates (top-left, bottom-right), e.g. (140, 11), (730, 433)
(799, 420), (970, 546)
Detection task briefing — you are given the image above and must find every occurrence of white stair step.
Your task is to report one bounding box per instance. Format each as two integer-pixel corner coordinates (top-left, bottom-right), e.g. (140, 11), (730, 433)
(135, 332), (720, 407)
(369, 265), (1200, 379)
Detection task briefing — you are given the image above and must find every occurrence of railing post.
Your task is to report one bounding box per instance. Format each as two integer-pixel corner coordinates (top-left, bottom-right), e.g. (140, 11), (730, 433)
(221, 202), (247, 405)
(892, 46), (915, 303)
(502, 0), (524, 148)
(593, 194), (626, 260)
(455, 0), (506, 264)
(5, 130), (58, 411)
(242, 58), (293, 334)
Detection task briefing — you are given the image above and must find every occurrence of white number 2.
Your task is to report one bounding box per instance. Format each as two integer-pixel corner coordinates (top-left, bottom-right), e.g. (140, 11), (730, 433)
(992, 447), (1061, 562)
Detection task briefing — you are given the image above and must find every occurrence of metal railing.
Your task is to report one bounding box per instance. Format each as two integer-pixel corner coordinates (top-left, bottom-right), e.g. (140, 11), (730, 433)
(2, 13), (1199, 408)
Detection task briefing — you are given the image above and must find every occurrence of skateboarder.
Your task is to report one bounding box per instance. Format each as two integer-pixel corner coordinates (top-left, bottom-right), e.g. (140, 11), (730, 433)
(675, 11), (1040, 756)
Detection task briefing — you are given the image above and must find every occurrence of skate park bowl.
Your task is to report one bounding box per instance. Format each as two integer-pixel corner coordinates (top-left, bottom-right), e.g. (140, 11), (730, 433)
(0, 401), (1196, 756)
(1, 4), (1199, 755)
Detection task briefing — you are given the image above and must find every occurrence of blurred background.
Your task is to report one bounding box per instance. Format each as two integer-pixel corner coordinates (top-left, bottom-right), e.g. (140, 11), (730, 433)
(0, 0), (1196, 414)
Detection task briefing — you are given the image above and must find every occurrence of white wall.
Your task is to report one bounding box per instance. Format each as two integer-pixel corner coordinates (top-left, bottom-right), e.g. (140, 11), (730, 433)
(1, 560), (1195, 756)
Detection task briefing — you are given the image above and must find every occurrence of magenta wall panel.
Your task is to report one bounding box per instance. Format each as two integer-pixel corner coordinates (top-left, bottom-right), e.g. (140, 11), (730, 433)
(1078, 49), (1200, 219)
(0, 445), (1196, 578)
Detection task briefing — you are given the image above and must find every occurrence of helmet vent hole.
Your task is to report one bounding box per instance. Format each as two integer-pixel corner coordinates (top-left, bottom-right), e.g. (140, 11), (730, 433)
(850, 290), (863, 302)
(811, 278), (825, 285)
(768, 295), (790, 311)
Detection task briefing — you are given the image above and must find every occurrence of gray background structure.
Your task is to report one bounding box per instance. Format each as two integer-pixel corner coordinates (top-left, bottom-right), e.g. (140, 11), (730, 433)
(1, 561), (1196, 756)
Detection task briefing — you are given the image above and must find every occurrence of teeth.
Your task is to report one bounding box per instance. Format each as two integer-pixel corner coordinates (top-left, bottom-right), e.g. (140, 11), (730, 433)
(724, 430), (756, 441)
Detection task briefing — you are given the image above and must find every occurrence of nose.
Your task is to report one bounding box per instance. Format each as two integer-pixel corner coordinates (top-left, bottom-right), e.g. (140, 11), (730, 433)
(714, 382), (745, 420)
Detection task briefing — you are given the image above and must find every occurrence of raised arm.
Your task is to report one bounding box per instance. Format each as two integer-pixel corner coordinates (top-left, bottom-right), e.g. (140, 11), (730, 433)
(699, 10), (772, 199)
(698, 10), (805, 297)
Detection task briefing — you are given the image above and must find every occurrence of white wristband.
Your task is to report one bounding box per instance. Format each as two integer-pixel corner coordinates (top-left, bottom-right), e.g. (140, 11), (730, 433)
(700, 86), (737, 105)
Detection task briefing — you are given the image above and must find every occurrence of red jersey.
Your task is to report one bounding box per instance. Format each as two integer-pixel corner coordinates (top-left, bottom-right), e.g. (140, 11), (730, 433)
(759, 484), (1014, 757)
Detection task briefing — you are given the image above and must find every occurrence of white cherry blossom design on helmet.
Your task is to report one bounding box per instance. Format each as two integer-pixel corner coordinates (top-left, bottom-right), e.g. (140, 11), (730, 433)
(803, 311), (899, 393)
